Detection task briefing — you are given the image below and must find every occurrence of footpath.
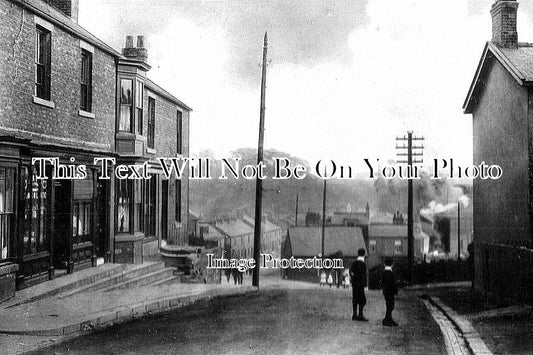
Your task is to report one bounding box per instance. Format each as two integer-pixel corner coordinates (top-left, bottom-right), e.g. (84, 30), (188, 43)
(0, 263), (256, 354)
(407, 282), (533, 355)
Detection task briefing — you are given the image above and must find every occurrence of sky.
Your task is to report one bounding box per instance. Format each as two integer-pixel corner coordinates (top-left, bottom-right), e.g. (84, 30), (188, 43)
(78, 0), (533, 170)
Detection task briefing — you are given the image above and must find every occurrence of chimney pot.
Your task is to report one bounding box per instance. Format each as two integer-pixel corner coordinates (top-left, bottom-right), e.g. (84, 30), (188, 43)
(137, 35), (145, 48)
(125, 36), (134, 49)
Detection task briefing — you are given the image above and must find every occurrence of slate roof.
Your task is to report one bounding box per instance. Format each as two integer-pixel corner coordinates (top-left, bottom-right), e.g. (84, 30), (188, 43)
(13, 0), (121, 57)
(369, 223), (427, 239)
(198, 223), (224, 241)
(12, 0), (192, 111)
(464, 41), (533, 113)
(215, 220), (254, 237)
(145, 78), (192, 111)
(242, 215), (282, 233)
(287, 227), (366, 257)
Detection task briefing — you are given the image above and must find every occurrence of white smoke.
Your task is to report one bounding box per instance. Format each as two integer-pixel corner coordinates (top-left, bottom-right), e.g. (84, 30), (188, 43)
(421, 201), (456, 215)
(458, 195), (470, 207)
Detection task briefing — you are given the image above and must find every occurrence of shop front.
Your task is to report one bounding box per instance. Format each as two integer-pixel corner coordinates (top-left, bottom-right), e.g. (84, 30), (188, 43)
(0, 143), (112, 292)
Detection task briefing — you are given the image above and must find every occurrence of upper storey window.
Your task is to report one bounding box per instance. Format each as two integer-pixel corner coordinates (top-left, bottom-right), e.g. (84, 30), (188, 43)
(119, 79), (133, 132)
(35, 26), (51, 100)
(119, 78), (144, 133)
(80, 50), (92, 112)
(135, 81), (143, 135)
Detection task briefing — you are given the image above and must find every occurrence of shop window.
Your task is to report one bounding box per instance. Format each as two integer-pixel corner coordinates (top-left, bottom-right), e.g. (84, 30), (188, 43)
(0, 167), (15, 260)
(116, 178), (147, 234)
(119, 79), (133, 132)
(22, 166), (49, 255)
(134, 180), (143, 232)
(145, 177), (156, 237)
(117, 179), (130, 232)
(35, 26), (51, 100)
(72, 171), (93, 245)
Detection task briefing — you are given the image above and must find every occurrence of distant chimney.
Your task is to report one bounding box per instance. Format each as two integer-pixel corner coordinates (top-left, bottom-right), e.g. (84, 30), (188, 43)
(47, 0), (79, 22)
(122, 35), (148, 62)
(491, 0), (519, 48)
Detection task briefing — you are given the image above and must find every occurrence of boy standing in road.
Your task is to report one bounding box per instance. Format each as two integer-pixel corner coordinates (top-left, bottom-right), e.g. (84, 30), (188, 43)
(382, 258), (398, 326)
(350, 248), (368, 321)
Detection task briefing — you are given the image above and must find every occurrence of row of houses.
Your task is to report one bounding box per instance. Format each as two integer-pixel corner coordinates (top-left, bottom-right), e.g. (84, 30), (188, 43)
(195, 214), (283, 264)
(0, 0), (190, 301)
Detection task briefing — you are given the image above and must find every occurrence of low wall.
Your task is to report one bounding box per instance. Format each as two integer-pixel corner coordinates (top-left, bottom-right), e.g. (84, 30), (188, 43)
(474, 242), (533, 305)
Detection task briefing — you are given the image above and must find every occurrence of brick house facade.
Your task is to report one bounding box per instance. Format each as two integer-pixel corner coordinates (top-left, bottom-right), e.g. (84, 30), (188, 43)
(0, 0), (190, 299)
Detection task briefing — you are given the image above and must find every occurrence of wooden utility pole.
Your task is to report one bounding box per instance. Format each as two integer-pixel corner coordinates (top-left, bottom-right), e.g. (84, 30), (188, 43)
(253, 32), (268, 289)
(396, 131), (424, 283)
(321, 177), (327, 258)
(295, 193), (299, 227)
(457, 201), (461, 261)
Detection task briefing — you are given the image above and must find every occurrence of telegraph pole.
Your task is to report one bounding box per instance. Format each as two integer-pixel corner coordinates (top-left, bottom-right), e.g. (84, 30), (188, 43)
(457, 201), (461, 261)
(295, 193), (299, 227)
(321, 177), (327, 258)
(396, 131), (424, 283)
(253, 32), (268, 289)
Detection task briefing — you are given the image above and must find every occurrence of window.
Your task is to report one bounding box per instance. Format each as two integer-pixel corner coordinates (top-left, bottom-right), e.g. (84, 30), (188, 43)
(394, 240), (402, 255)
(145, 177), (156, 237)
(116, 179), (146, 234)
(175, 180), (181, 222)
(0, 167), (15, 260)
(147, 97), (155, 149)
(72, 171), (93, 245)
(35, 26), (51, 100)
(177, 110), (183, 154)
(369, 240), (376, 253)
(119, 79), (133, 132)
(135, 81), (143, 135)
(22, 166), (49, 255)
(80, 50), (92, 112)
(134, 180), (143, 232)
(117, 179), (130, 232)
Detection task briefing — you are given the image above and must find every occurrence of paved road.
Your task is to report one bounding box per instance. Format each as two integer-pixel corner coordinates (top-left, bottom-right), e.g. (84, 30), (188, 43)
(28, 278), (447, 355)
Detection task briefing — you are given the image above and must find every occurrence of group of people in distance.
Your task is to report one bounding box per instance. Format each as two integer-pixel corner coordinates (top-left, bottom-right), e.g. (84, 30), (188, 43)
(225, 268), (244, 285)
(350, 248), (398, 326)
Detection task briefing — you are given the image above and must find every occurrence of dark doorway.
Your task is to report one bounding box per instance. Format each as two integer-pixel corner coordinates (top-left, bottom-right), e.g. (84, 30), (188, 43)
(161, 179), (168, 240)
(94, 179), (107, 258)
(53, 180), (71, 270)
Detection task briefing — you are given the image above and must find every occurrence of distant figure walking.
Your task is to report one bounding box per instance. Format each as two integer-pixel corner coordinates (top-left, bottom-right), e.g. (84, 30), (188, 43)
(382, 258), (398, 326)
(350, 248), (368, 321)
(232, 268), (239, 285)
(327, 272), (334, 288)
(225, 268), (231, 283)
(319, 270), (327, 286)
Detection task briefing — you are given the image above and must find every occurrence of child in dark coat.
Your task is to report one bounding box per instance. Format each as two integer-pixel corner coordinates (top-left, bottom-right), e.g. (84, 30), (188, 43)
(350, 248), (368, 321)
(382, 258), (398, 326)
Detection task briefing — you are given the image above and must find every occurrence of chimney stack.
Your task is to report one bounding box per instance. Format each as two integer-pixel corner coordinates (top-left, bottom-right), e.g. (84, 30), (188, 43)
(491, 0), (519, 48)
(122, 35), (148, 63)
(47, 0), (79, 22)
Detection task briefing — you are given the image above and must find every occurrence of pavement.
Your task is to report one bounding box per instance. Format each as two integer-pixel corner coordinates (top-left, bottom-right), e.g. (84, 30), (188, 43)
(409, 281), (533, 355)
(0, 271), (256, 354)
